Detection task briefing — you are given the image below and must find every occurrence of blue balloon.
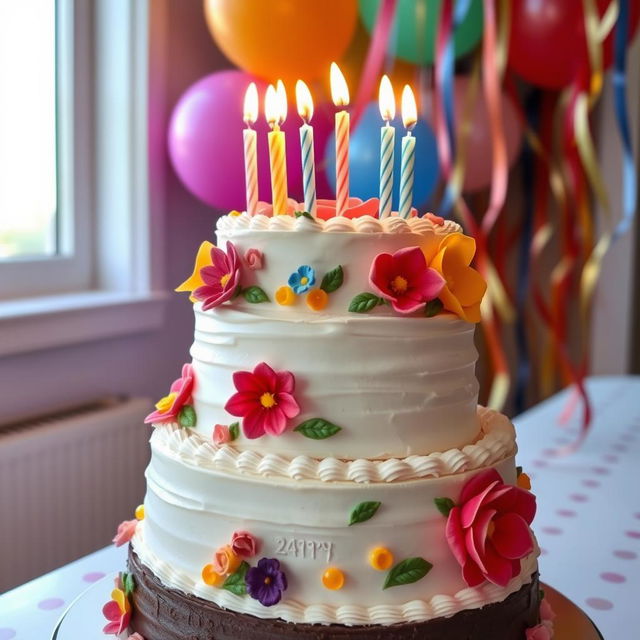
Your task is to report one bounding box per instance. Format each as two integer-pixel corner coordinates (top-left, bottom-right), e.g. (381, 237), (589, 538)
(324, 102), (440, 210)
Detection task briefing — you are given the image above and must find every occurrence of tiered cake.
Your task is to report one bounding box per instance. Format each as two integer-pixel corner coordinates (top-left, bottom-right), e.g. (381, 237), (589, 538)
(106, 206), (552, 640)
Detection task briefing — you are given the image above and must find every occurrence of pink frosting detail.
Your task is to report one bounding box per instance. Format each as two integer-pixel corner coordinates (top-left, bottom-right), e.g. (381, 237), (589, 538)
(193, 241), (241, 311)
(225, 362), (300, 439)
(112, 519), (138, 547)
(425, 212), (445, 225)
(369, 246), (445, 314)
(213, 424), (231, 445)
(244, 248), (264, 270)
(144, 363), (195, 424)
(254, 197), (417, 220)
(445, 468), (537, 587)
(231, 530), (259, 558)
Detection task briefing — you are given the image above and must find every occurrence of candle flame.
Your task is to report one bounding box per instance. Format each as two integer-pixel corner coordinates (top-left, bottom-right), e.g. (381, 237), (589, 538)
(401, 85), (417, 129)
(276, 79), (288, 122)
(295, 80), (314, 122)
(265, 83), (287, 127)
(243, 82), (258, 125)
(378, 75), (395, 122)
(330, 62), (350, 107)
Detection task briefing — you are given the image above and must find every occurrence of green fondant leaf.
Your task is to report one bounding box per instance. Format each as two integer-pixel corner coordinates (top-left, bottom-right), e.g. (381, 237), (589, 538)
(294, 418), (342, 440)
(294, 211), (314, 220)
(383, 557), (432, 589)
(121, 572), (136, 598)
(348, 292), (384, 313)
(349, 501), (381, 526)
(434, 497), (455, 517)
(516, 466), (523, 477)
(229, 422), (240, 441)
(178, 405), (197, 428)
(320, 265), (344, 294)
(242, 286), (270, 303)
(425, 298), (444, 317)
(222, 561), (250, 596)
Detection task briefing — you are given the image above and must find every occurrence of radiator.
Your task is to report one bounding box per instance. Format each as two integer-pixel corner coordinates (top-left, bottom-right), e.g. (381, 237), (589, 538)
(0, 397), (151, 593)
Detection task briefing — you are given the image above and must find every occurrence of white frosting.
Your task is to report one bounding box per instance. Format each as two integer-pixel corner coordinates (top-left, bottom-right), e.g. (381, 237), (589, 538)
(151, 407), (514, 483)
(133, 431), (537, 625)
(190, 306), (480, 459)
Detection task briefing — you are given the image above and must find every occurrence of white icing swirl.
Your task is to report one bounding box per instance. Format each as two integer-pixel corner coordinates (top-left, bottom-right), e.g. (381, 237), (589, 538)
(131, 526), (538, 626)
(151, 407), (515, 484)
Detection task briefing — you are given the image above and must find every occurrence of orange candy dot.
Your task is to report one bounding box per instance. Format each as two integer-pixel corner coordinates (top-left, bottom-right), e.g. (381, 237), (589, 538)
(322, 567), (345, 590)
(369, 547), (394, 571)
(202, 563), (224, 587)
(517, 472), (532, 491)
(275, 285), (296, 306)
(306, 288), (329, 311)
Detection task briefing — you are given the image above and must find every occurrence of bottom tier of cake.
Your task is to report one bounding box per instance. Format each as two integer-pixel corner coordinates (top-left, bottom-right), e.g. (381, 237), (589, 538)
(127, 548), (542, 640)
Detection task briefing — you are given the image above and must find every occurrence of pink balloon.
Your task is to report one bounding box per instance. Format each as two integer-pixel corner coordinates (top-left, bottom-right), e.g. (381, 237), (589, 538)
(453, 77), (523, 193)
(168, 70), (334, 210)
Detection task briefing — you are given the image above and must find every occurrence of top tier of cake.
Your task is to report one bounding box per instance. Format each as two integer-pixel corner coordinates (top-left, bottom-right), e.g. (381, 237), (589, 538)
(164, 212), (486, 461)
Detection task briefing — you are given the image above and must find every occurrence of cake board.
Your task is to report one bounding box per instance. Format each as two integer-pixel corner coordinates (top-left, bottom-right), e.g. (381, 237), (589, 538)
(51, 572), (603, 640)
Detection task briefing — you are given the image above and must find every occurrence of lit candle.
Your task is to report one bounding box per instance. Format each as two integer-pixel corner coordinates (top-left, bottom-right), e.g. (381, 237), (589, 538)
(330, 62), (350, 216)
(399, 85), (417, 219)
(378, 75), (395, 218)
(243, 83), (259, 215)
(295, 80), (317, 216)
(265, 82), (288, 215)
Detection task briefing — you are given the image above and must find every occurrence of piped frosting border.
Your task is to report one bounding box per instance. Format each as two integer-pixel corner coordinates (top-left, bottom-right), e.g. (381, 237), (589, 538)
(150, 407), (515, 484)
(217, 212), (462, 235)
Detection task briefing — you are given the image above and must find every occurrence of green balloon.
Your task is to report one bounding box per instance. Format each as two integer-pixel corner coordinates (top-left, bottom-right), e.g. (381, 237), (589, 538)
(358, 0), (483, 65)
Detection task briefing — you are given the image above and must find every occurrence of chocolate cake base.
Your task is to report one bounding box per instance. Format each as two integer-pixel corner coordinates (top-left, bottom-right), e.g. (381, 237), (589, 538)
(128, 547), (540, 640)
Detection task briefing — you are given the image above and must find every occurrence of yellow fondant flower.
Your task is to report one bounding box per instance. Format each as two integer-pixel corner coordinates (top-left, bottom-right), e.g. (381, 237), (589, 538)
(306, 288), (329, 311)
(427, 234), (487, 323)
(275, 285), (297, 306)
(175, 241), (216, 302)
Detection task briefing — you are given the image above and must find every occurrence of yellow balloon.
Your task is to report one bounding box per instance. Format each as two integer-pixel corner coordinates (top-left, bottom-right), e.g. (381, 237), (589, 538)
(204, 0), (358, 86)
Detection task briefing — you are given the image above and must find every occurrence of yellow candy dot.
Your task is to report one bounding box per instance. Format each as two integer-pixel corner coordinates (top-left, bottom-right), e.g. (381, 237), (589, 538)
(306, 288), (329, 311)
(202, 564), (224, 587)
(229, 210), (242, 217)
(275, 285), (297, 306)
(369, 547), (394, 571)
(322, 567), (345, 590)
(135, 504), (145, 520)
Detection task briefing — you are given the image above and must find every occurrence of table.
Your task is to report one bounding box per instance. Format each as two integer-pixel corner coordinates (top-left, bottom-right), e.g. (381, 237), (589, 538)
(0, 376), (637, 639)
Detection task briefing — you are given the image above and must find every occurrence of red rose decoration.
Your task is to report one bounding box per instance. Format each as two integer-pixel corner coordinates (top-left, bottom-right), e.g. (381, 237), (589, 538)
(231, 530), (259, 558)
(445, 469), (536, 587)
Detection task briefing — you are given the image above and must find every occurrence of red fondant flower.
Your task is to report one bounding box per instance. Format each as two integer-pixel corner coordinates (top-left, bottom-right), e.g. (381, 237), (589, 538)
(193, 241), (241, 311)
(144, 363), (195, 424)
(369, 246), (444, 314)
(225, 362), (300, 439)
(231, 530), (259, 558)
(445, 468), (536, 587)
(112, 519), (138, 547)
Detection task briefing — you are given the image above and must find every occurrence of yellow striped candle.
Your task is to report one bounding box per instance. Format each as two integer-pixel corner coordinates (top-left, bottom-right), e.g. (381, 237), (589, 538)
(330, 63), (350, 216)
(295, 80), (317, 216)
(399, 85), (418, 219)
(378, 75), (395, 218)
(243, 83), (259, 215)
(265, 83), (288, 215)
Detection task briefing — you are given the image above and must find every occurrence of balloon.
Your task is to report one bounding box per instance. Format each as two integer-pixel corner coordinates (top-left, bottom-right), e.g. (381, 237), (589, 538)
(508, 0), (640, 89)
(324, 103), (440, 209)
(204, 0), (358, 85)
(452, 77), (523, 192)
(359, 0), (483, 65)
(168, 70), (334, 210)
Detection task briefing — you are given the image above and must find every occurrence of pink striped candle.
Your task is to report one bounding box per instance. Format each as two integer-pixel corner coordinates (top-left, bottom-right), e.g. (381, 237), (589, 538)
(242, 83), (259, 215)
(330, 63), (350, 216)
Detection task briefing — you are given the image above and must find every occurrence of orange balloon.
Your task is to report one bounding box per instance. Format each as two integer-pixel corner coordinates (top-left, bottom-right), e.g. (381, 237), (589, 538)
(204, 0), (358, 86)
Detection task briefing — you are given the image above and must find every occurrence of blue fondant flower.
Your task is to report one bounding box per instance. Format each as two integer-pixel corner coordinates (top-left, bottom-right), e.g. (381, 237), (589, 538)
(245, 557), (287, 606)
(288, 265), (316, 294)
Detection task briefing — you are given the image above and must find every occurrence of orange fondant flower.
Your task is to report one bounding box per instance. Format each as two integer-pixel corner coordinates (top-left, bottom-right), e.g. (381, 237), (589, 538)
(175, 241), (216, 302)
(427, 234), (487, 323)
(306, 288), (329, 311)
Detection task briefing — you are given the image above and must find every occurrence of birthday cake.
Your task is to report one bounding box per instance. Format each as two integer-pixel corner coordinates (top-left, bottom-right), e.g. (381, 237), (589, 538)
(105, 201), (554, 640)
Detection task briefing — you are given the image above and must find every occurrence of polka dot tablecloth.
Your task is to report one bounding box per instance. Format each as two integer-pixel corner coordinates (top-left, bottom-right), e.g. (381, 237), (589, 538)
(0, 376), (637, 638)
(514, 376), (640, 640)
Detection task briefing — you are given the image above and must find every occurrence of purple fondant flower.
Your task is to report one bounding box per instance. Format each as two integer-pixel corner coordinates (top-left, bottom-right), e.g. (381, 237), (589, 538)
(245, 558), (287, 607)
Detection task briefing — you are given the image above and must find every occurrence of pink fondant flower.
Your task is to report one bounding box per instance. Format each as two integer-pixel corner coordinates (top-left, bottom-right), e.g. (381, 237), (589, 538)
(525, 623), (553, 640)
(193, 241), (241, 311)
(102, 577), (131, 635)
(369, 246), (445, 314)
(213, 424), (231, 445)
(231, 530), (259, 558)
(245, 248), (264, 270)
(225, 362), (300, 439)
(112, 519), (138, 547)
(540, 598), (556, 623)
(445, 468), (536, 587)
(212, 544), (241, 576)
(144, 363), (195, 424)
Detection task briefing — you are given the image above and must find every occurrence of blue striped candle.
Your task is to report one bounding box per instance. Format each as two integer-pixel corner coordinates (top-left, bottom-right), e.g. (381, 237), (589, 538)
(379, 124), (395, 218)
(399, 133), (415, 219)
(296, 80), (317, 216)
